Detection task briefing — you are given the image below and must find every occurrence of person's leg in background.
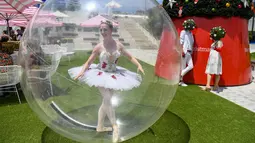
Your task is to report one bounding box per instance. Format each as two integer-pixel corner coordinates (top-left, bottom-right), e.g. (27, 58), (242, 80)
(180, 53), (194, 86)
(204, 74), (212, 91)
(213, 75), (221, 91)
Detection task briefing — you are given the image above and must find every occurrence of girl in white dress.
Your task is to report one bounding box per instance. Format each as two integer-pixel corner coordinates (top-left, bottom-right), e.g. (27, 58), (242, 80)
(68, 20), (144, 142)
(204, 26), (226, 91)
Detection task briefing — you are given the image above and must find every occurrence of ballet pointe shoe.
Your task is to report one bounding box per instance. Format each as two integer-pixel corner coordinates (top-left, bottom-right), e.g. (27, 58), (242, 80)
(112, 125), (119, 143)
(96, 126), (113, 132)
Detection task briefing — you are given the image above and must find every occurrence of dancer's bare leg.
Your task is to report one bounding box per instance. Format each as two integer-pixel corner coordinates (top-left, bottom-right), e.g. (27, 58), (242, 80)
(97, 87), (114, 132)
(97, 88), (119, 142)
(108, 89), (118, 142)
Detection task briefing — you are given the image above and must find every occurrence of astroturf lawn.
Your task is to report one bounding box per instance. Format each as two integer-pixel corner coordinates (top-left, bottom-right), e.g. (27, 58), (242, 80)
(251, 52), (255, 60)
(0, 51), (255, 143)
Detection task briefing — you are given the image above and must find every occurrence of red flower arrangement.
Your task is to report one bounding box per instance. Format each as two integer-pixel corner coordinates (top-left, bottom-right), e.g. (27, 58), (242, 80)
(0, 53), (13, 69)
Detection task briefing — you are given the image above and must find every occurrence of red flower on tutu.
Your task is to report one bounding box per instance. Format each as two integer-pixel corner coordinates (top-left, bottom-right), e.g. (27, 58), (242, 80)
(111, 75), (117, 79)
(102, 62), (107, 69)
(97, 72), (103, 76)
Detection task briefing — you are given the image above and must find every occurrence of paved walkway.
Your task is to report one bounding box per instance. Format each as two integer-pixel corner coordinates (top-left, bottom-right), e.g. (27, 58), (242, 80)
(209, 81), (255, 112)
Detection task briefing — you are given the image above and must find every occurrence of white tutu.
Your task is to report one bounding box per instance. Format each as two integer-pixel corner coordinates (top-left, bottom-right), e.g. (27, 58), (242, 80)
(68, 64), (142, 91)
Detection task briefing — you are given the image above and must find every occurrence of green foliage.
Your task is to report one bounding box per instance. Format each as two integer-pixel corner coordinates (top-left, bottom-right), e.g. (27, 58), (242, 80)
(162, 0), (254, 19)
(210, 26), (226, 40)
(53, 0), (67, 12)
(251, 52), (255, 60)
(182, 19), (196, 30)
(249, 31), (253, 41)
(146, 7), (164, 39)
(67, 0), (81, 11)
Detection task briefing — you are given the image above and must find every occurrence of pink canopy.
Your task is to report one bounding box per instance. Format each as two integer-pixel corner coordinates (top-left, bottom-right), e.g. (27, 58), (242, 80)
(0, 0), (41, 14)
(0, 18), (62, 28)
(23, 6), (54, 17)
(80, 15), (119, 27)
(0, 6), (56, 28)
(0, 0), (42, 21)
(0, 0), (42, 33)
(0, 20), (27, 27)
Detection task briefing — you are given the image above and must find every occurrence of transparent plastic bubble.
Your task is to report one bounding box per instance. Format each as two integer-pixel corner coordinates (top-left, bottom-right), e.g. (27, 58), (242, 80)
(19, 0), (181, 142)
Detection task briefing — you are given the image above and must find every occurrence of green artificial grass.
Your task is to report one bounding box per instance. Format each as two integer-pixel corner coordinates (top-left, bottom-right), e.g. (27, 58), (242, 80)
(0, 97), (45, 143)
(1, 85), (255, 143)
(0, 51), (255, 143)
(170, 85), (255, 143)
(251, 52), (255, 60)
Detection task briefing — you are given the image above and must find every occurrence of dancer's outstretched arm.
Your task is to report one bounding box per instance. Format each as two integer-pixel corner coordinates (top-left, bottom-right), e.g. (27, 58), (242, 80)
(118, 42), (145, 75)
(75, 45), (101, 80)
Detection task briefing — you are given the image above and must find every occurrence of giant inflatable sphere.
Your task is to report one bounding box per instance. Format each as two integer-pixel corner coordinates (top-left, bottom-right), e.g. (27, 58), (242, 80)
(19, 0), (181, 142)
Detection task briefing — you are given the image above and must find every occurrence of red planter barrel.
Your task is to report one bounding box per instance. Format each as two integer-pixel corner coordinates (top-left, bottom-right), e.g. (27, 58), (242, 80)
(172, 16), (252, 86)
